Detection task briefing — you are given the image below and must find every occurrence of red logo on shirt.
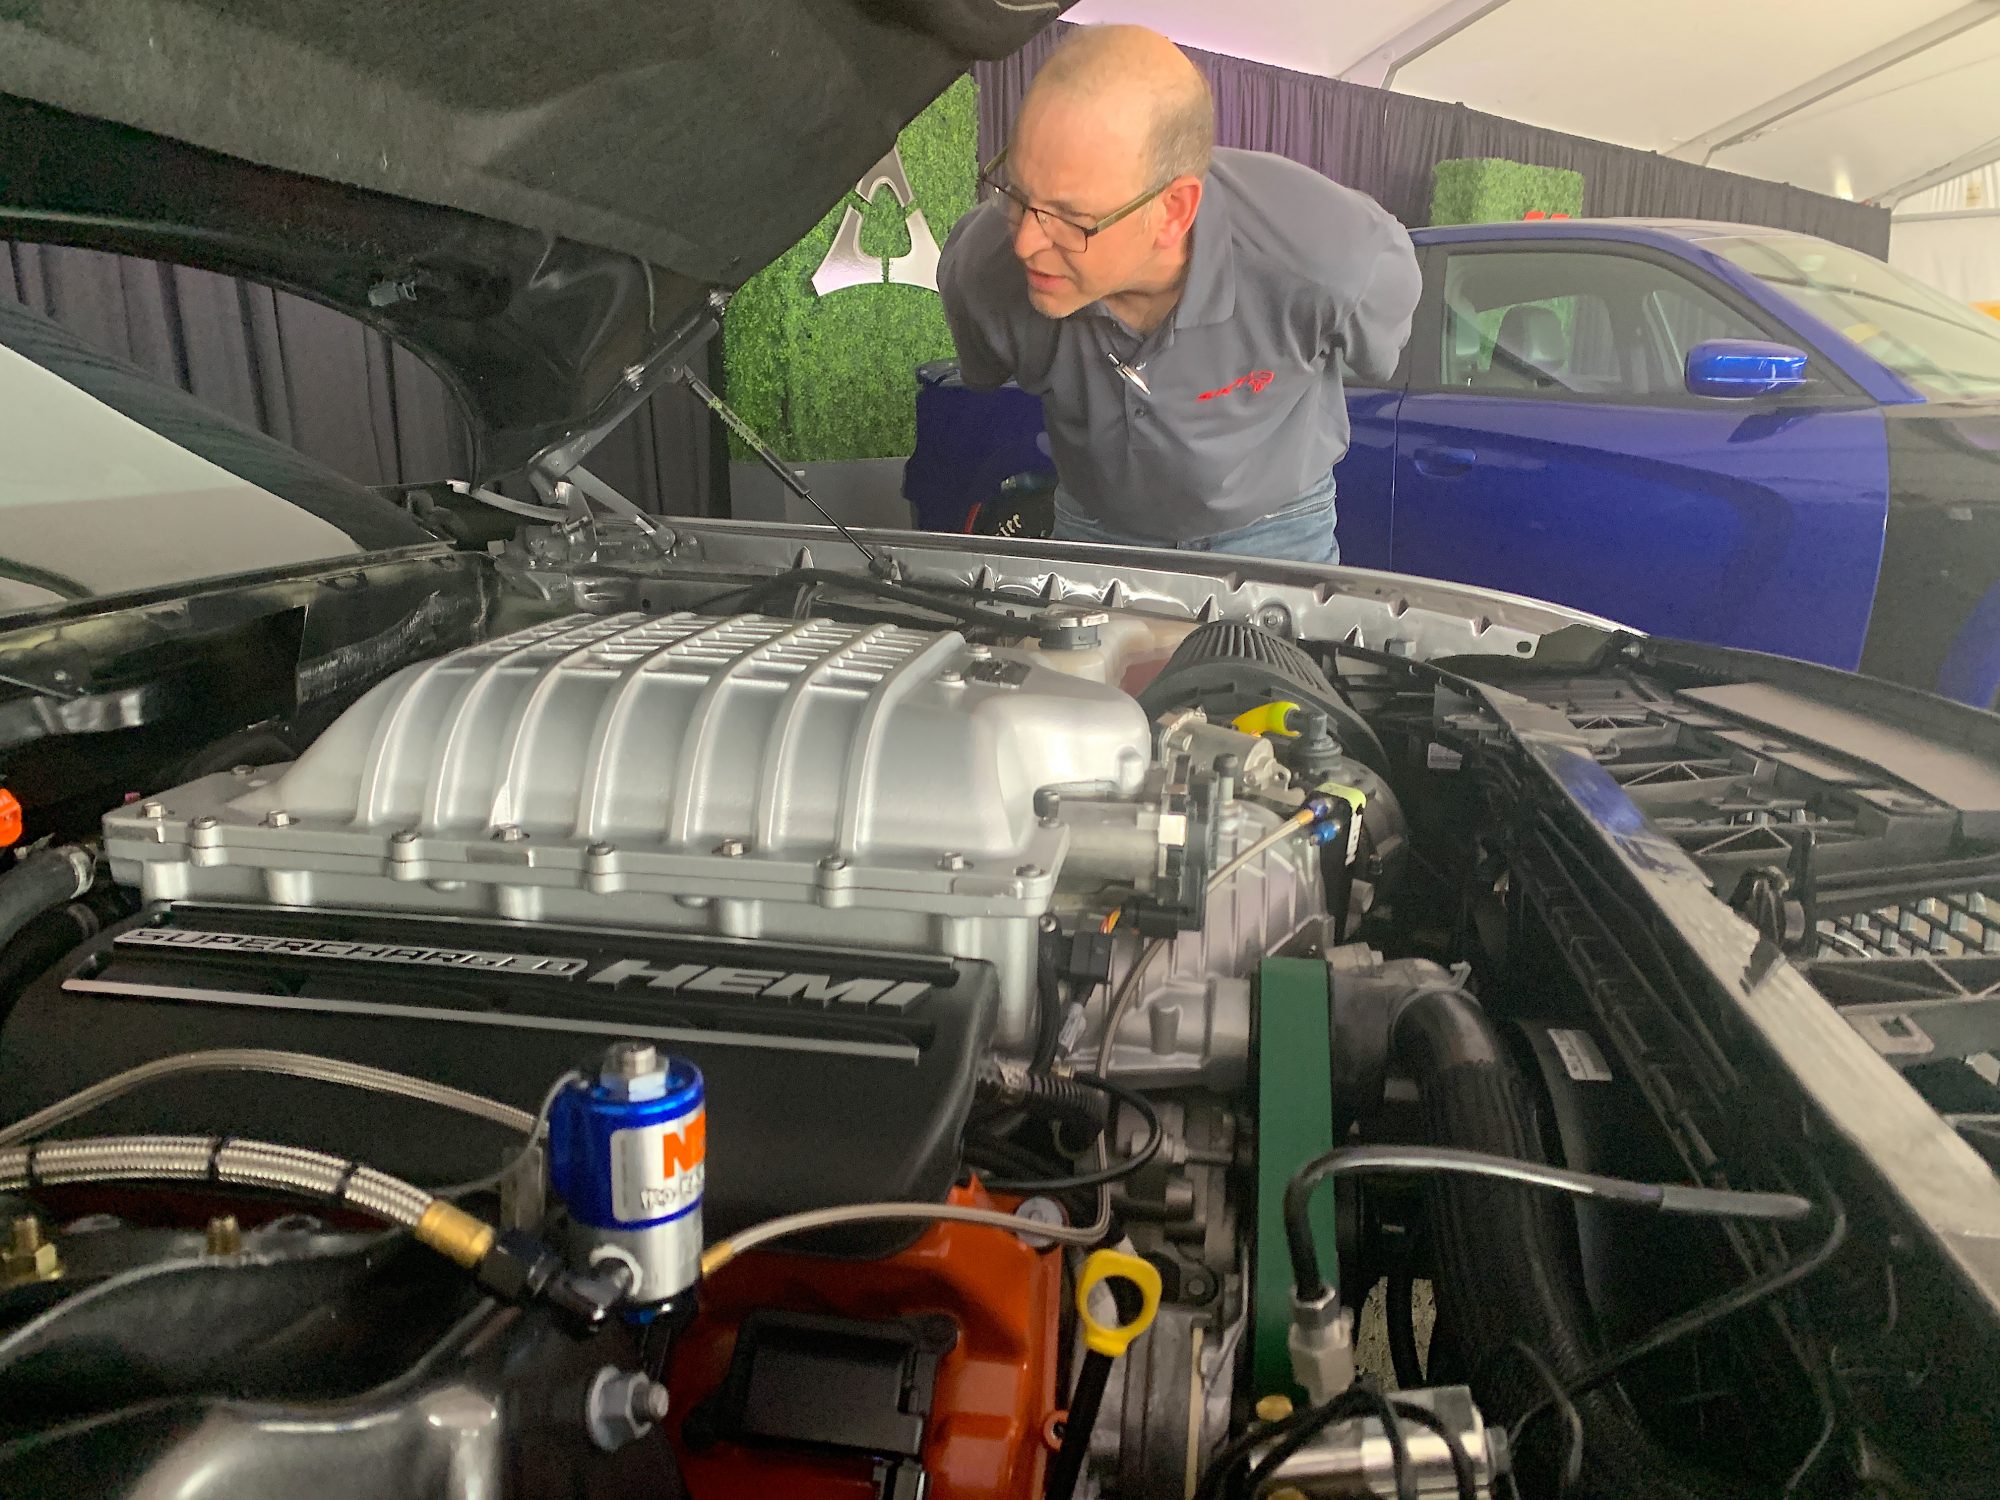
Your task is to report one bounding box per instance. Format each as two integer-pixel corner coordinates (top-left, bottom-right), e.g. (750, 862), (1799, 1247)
(1196, 370), (1275, 402)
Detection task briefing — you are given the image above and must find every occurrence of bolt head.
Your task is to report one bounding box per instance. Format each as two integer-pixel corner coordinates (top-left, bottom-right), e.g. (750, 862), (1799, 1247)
(188, 815), (219, 831)
(204, 1215), (243, 1256)
(491, 824), (527, 842)
(2, 1217), (59, 1285)
(1010, 1196), (1064, 1249)
(939, 853), (969, 871)
(262, 810), (294, 828)
(1016, 864), (1044, 879)
(938, 669), (964, 685)
(967, 644), (993, 660)
(714, 837), (746, 858)
(141, 801), (167, 820)
(390, 829), (420, 845)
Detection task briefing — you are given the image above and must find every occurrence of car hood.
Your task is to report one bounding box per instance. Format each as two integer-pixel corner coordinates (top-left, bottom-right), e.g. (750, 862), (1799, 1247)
(0, 0), (1063, 483)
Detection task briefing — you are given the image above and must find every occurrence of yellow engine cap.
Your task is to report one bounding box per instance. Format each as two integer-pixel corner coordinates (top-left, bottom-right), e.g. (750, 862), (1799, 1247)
(1076, 1248), (1164, 1358)
(1232, 701), (1301, 739)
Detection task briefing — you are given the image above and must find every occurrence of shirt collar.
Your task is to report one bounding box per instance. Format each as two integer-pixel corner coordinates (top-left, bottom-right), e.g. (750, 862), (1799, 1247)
(1080, 185), (1235, 335)
(1173, 195), (1236, 328)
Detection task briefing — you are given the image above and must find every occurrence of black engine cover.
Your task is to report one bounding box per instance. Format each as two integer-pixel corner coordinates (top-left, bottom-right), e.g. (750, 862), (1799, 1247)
(0, 904), (998, 1256)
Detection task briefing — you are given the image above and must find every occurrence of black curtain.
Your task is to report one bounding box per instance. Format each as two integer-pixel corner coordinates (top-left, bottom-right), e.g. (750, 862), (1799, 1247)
(976, 25), (1891, 257)
(2, 241), (717, 514)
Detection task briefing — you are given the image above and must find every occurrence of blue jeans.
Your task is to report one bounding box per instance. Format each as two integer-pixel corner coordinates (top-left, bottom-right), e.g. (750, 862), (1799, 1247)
(1052, 471), (1339, 564)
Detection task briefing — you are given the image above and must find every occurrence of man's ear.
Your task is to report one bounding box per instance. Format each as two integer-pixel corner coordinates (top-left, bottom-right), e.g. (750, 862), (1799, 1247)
(1156, 177), (1203, 246)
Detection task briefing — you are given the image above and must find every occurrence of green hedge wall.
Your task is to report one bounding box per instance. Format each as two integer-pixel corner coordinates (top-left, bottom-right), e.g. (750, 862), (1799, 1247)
(1431, 159), (1588, 374)
(721, 77), (978, 463)
(1430, 158), (1585, 226)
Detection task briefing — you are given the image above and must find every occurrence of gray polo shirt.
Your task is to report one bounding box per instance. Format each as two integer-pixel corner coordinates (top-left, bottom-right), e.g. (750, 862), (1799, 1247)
(938, 148), (1420, 541)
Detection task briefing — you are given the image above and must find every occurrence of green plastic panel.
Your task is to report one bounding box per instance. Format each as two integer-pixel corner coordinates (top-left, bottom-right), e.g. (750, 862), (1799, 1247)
(1253, 956), (1337, 1400)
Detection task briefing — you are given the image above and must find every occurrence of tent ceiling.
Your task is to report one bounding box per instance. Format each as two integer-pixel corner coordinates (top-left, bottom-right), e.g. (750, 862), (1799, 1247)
(1067, 0), (2000, 207)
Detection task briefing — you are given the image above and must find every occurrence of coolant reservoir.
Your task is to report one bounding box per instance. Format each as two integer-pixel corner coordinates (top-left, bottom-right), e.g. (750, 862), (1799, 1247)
(1023, 611), (1195, 694)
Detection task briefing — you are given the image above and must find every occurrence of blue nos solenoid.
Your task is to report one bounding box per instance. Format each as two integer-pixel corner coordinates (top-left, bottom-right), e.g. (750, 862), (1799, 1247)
(548, 1041), (705, 1311)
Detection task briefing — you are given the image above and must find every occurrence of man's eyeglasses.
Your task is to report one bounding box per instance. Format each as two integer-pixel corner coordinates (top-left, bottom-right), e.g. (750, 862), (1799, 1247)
(977, 148), (1175, 253)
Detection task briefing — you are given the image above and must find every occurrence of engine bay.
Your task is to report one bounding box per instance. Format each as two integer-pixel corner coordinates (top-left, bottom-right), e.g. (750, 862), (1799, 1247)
(2, 528), (1998, 1500)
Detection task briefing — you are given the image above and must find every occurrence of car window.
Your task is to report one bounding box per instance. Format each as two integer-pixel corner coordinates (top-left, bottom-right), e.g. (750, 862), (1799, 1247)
(0, 294), (436, 624)
(1709, 232), (2000, 400)
(1440, 249), (1770, 399)
(1645, 279), (1763, 368)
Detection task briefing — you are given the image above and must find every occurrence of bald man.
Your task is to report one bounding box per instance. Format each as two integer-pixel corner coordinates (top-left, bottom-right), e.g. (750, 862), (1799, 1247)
(938, 26), (1420, 562)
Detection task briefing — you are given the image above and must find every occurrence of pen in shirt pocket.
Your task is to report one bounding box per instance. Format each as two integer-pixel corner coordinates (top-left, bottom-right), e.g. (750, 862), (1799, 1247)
(1107, 352), (1152, 396)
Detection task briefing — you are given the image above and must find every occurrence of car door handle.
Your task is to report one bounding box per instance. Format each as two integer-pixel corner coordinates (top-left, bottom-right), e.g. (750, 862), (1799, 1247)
(1412, 445), (1476, 478)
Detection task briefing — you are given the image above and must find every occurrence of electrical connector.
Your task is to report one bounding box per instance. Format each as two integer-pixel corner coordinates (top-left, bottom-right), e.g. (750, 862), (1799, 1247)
(476, 1227), (623, 1329)
(1066, 930), (1115, 987)
(1056, 998), (1091, 1058)
(1304, 783), (1368, 864)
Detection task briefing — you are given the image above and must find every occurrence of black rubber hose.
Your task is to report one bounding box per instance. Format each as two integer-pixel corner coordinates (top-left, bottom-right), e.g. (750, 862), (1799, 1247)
(1245, 1380), (1413, 1500)
(976, 1073), (1159, 1194)
(974, 1065), (1107, 1136)
(1393, 986), (1751, 1500)
(1031, 935), (1065, 1075)
(1018, 1070), (1110, 1134)
(1389, 1398), (1478, 1500)
(1386, 1264), (1426, 1390)
(0, 847), (91, 958)
(0, 900), (100, 1032)
(1282, 1169), (1334, 1302)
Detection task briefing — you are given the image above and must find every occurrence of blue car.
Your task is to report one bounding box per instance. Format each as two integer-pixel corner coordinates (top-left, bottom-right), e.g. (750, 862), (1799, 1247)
(906, 220), (2000, 707)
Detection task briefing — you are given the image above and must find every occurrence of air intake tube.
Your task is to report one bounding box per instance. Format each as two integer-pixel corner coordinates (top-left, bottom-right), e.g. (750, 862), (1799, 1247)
(1391, 985), (1748, 1500)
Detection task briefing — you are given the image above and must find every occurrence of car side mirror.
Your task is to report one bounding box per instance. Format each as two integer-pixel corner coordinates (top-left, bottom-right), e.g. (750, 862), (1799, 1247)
(1685, 339), (1811, 397)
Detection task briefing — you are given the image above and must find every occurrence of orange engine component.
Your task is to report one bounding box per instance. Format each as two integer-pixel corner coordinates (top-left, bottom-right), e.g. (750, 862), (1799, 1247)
(668, 1184), (1064, 1500)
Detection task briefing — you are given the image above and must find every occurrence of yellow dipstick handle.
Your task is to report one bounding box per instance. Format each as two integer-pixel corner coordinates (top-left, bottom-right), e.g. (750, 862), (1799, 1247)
(1232, 701), (1301, 739)
(1076, 1249), (1163, 1358)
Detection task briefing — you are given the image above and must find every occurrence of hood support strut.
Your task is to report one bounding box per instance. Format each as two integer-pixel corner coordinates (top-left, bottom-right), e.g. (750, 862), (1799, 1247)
(528, 290), (728, 487)
(674, 370), (894, 579)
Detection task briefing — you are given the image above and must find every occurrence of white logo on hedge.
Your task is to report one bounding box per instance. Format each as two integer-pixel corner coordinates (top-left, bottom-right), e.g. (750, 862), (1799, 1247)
(811, 145), (942, 297)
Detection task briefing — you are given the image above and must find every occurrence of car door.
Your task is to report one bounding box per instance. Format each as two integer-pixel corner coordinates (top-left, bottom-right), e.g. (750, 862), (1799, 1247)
(1331, 281), (1418, 570)
(1333, 381), (1403, 570)
(1390, 242), (1890, 668)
